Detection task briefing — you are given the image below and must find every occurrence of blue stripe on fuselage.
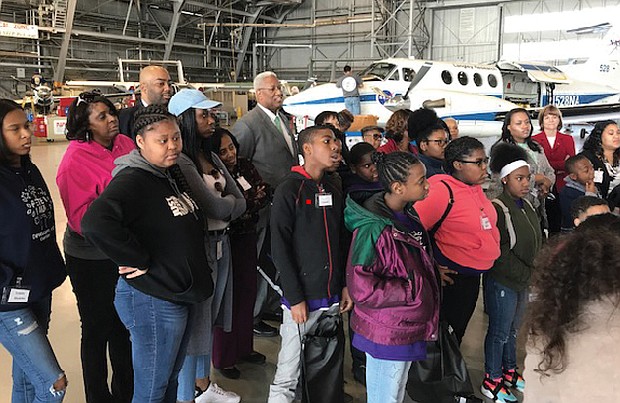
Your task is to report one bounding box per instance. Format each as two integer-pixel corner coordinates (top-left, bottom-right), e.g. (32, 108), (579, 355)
(284, 94), (379, 106)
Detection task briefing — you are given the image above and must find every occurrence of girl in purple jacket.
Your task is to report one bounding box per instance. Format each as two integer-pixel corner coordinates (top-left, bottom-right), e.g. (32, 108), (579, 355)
(344, 151), (441, 403)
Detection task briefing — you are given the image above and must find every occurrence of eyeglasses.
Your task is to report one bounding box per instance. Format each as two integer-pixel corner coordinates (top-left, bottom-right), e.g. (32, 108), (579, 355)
(425, 139), (449, 146)
(257, 85), (284, 93)
(363, 133), (383, 141)
(458, 157), (489, 167)
(75, 91), (101, 107)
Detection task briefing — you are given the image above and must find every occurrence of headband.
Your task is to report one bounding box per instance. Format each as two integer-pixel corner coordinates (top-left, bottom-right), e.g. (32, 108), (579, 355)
(500, 160), (529, 179)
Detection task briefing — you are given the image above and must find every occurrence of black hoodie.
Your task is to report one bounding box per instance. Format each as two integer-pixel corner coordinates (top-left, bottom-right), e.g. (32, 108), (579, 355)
(82, 150), (213, 304)
(0, 159), (66, 311)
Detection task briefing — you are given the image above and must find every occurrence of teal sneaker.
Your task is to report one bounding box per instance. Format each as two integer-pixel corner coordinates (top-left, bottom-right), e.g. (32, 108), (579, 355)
(480, 375), (518, 403)
(503, 368), (525, 393)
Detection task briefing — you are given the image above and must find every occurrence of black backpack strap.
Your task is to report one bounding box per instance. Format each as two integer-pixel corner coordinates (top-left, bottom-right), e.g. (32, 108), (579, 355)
(429, 180), (454, 237)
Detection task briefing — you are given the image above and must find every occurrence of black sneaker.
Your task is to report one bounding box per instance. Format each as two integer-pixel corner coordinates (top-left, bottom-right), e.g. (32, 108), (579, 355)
(253, 321), (278, 337)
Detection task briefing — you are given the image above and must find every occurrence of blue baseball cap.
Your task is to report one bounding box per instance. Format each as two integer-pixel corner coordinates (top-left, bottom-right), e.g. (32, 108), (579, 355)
(168, 89), (221, 116)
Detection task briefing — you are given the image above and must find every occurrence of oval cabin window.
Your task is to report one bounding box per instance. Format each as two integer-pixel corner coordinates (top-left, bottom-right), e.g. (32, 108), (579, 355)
(458, 71), (468, 85)
(441, 70), (453, 85)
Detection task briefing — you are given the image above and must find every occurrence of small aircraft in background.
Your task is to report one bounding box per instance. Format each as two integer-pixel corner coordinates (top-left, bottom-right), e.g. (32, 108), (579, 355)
(282, 56), (620, 139)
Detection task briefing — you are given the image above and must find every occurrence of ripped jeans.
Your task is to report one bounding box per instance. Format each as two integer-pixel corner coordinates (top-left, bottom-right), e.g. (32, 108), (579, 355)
(0, 296), (66, 402)
(482, 275), (528, 379)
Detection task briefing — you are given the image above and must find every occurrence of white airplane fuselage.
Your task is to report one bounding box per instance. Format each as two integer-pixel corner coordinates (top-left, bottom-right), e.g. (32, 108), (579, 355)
(282, 58), (620, 138)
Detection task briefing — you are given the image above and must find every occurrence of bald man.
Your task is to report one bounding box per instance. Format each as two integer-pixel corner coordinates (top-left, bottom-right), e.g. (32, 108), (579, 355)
(119, 65), (172, 138)
(443, 117), (459, 140)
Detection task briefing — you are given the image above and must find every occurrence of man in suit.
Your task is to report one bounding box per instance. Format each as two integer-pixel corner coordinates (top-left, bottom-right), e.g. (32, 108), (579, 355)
(118, 65), (172, 138)
(232, 71), (299, 337)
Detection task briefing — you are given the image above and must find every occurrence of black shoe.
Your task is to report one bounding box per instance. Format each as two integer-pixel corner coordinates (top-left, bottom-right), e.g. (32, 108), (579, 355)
(219, 366), (241, 379)
(262, 311), (283, 323)
(352, 364), (366, 386)
(253, 321), (278, 337)
(242, 351), (266, 364)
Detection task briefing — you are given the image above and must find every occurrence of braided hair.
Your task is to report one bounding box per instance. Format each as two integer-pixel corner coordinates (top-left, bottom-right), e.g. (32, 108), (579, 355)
(133, 104), (176, 139)
(372, 151), (421, 191)
(444, 136), (485, 174)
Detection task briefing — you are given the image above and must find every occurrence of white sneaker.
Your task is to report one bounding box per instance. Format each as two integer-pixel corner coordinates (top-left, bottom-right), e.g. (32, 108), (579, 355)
(195, 382), (241, 403)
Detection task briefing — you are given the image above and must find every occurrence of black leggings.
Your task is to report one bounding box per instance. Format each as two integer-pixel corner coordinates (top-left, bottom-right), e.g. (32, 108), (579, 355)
(440, 274), (481, 344)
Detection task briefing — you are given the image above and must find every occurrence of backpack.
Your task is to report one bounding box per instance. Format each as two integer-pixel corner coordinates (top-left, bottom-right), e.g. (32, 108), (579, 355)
(491, 198), (535, 250)
(428, 180), (454, 237)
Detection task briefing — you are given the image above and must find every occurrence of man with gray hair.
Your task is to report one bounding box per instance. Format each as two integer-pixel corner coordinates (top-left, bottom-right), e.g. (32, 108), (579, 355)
(232, 71), (299, 337)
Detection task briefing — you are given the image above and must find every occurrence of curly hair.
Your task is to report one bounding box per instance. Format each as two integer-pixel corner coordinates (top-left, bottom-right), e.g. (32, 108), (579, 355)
(372, 150), (420, 191)
(66, 93), (118, 142)
(443, 136), (484, 174)
(0, 99), (29, 166)
(582, 120), (620, 166)
(489, 142), (528, 175)
(498, 108), (542, 153)
(527, 213), (620, 376)
(385, 109), (412, 143)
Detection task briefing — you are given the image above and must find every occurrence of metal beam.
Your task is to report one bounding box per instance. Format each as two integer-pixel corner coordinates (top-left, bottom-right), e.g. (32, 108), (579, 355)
(185, 0), (279, 22)
(164, 0), (185, 60)
(53, 0), (77, 84)
(234, 7), (264, 81)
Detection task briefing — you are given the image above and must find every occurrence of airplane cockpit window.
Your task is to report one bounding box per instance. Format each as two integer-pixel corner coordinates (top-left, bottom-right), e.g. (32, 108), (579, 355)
(403, 68), (416, 82)
(488, 74), (498, 88)
(458, 71), (468, 85)
(389, 70), (400, 81)
(441, 70), (453, 84)
(360, 63), (397, 81)
(473, 73), (483, 87)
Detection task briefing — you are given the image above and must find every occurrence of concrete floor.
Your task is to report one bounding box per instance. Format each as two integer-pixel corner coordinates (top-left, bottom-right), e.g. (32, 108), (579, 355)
(0, 139), (526, 402)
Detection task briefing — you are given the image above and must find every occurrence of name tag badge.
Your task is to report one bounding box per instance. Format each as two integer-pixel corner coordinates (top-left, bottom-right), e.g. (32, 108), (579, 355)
(594, 170), (604, 184)
(481, 216), (492, 230)
(316, 193), (333, 208)
(2, 286), (30, 304)
(216, 240), (223, 260)
(236, 176), (252, 191)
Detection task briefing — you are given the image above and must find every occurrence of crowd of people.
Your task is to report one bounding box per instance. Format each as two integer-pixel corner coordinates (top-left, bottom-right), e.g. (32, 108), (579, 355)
(1, 64), (620, 403)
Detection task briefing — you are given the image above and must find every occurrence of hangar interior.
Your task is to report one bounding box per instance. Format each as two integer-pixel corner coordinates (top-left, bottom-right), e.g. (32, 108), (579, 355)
(1, 1), (619, 402)
(1, 0), (619, 98)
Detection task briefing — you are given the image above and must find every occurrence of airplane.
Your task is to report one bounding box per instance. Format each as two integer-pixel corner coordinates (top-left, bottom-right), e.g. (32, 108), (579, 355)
(282, 57), (620, 142)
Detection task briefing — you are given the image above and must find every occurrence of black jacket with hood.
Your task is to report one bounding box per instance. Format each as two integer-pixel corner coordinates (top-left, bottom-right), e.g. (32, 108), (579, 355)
(0, 158), (66, 311)
(271, 166), (346, 306)
(82, 150), (213, 304)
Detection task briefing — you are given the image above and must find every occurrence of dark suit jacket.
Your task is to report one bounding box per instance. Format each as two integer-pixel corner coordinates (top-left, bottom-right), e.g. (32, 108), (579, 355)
(118, 104), (143, 139)
(232, 106), (299, 188)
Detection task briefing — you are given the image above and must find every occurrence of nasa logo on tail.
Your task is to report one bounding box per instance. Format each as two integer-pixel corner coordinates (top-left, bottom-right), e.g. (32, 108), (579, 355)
(376, 90), (393, 105)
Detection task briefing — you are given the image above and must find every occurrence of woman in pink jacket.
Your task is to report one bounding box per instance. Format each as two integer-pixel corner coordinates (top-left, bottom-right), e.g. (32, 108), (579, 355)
(414, 136), (501, 344)
(56, 92), (135, 402)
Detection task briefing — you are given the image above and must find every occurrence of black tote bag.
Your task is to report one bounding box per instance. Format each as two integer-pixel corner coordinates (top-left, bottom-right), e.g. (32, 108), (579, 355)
(301, 310), (345, 403)
(406, 322), (480, 403)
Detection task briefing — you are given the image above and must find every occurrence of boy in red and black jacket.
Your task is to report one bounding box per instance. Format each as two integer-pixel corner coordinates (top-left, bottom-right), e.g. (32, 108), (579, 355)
(268, 125), (353, 403)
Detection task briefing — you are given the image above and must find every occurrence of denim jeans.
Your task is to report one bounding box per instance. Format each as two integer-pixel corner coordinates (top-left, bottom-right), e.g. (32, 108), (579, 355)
(177, 354), (210, 401)
(365, 353), (411, 403)
(114, 279), (191, 403)
(483, 274), (528, 379)
(344, 97), (361, 116)
(0, 296), (65, 402)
